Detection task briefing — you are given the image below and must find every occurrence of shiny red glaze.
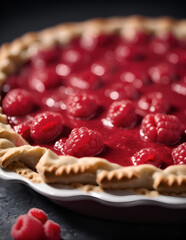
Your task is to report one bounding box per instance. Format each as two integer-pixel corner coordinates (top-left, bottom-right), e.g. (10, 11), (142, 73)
(2, 33), (186, 168)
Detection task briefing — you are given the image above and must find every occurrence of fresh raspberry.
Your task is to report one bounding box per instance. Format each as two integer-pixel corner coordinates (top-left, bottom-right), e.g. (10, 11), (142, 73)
(43, 220), (61, 240)
(11, 214), (45, 240)
(172, 142), (186, 165)
(67, 93), (98, 119)
(54, 138), (67, 154)
(28, 66), (60, 92)
(2, 89), (35, 116)
(105, 83), (139, 101)
(2, 75), (24, 94)
(137, 92), (170, 116)
(68, 70), (102, 90)
(106, 100), (137, 128)
(148, 62), (176, 84)
(30, 111), (63, 143)
(63, 127), (104, 157)
(131, 148), (161, 167)
(28, 208), (47, 224)
(140, 113), (183, 145)
(13, 121), (31, 142)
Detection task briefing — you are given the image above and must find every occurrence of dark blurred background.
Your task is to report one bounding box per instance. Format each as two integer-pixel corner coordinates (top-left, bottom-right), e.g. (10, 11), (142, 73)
(1, 0), (186, 45)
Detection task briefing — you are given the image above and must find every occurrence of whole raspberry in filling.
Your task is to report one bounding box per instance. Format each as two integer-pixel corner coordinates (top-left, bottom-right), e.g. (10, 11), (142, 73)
(63, 127), (104, 157)
(140, 113), (183, 145)
(67, 93), (98, 119)
(30, 111), (63, 143)
(137, 92), (170, 116)
(106, 100), (137, 128)
(2, 88), (35, 116)
(131, 148), (161, 167)
(172, 142), (186, 164)
(28, 66), (60, 92)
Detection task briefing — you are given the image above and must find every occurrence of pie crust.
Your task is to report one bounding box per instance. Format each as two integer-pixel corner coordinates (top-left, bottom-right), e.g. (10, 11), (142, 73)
(1, 16), (186, 194)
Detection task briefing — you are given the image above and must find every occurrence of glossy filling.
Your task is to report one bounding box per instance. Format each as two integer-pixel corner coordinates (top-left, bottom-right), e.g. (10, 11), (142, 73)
(1, 32), (186, 168)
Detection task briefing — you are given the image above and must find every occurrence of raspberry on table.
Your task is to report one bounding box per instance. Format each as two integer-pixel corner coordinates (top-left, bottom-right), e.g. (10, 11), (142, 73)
(67, 93), (98, 119)
(2, 88), (35, 116)
(30, 111), (64, 143)
(63, 127), (104, 157)
(106, 100), (137, 128)
(11, 214), (45, 240)
(44, 220), (61, 240)
(140, 113), (183, 145)
(131, 148), (161, 167)
(28, 208), (47, 225)
(137, 92), (170, 116)
(172, 142), (186, 164)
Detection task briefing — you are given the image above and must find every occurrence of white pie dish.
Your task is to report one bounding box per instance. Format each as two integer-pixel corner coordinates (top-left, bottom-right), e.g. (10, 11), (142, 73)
(1, 166), (186, 222)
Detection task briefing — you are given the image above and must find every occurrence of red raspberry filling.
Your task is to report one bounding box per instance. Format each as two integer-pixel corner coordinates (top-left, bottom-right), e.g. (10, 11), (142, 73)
(172, 142), (186, 164)
(2, 32), (186, 168)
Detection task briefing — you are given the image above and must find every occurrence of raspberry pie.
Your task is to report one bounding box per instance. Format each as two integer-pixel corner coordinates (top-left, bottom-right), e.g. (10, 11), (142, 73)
(0, 16), (186, 194)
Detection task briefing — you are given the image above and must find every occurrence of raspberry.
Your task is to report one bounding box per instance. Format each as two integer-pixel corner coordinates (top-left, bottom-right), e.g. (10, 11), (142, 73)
(11, 214), (45, 240)
(28, 208), (47, 224)
(68, 70), (101, 90)
(137, 92), (170, 116)
(67, 93), (98, 119)
(172, 142), (186, 165)
(125, 31), (150, 44)
(105, 83), (139, 101)
(140, 113), (183, 145)
(44, 220), (61, 240)
(30, 111), (63, 143)
(148, 62), (176, 84)
(13, 121), (31, 142)
(172, 79), (186, 96)
(28, 66), (60, 92)
(63, 127), (104, 157)
(2, 89), (35, 116)
(106, 100), (137, 128)
(54, 138), (67, 154)
(131, 148), (161, 167)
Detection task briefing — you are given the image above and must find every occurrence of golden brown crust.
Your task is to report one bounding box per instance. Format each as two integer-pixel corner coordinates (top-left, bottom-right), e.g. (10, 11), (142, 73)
(1, 16), (186, 193)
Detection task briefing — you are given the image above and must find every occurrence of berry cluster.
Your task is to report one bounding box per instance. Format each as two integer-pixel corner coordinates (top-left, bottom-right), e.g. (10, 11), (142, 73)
(11, 208), (61, 240)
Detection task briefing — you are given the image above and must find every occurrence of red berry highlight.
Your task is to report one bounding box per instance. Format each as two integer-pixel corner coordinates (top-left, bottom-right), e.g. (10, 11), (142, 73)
(28, 208), (47, 224)
(140, 113), (183, 145)
(131, 148), (161, 167)
(63, 127), (104, 157)
(30, 111), (63, 143)
(172, 142), (186, 165)
(44, 220), (61, 240)
(2, 89), (34, 116)
(11, 214), (45, 240)
(67, 93), (98, 119)
(106, 100), (137, 128)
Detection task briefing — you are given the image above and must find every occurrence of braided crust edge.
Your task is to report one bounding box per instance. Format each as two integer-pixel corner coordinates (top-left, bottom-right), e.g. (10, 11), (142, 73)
(1, 16), (186, 193)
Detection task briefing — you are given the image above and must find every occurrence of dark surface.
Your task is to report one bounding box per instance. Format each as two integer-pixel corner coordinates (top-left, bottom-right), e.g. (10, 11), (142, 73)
(1, 0), (186, 239)
(1, 179), (186, 240)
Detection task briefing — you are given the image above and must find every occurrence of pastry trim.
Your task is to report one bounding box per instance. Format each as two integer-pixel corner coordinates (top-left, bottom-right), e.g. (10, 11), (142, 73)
(1, 16), (186, 193)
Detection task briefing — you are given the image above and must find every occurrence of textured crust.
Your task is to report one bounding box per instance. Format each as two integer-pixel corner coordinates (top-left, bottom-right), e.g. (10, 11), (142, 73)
(1, 16), (186, 194)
